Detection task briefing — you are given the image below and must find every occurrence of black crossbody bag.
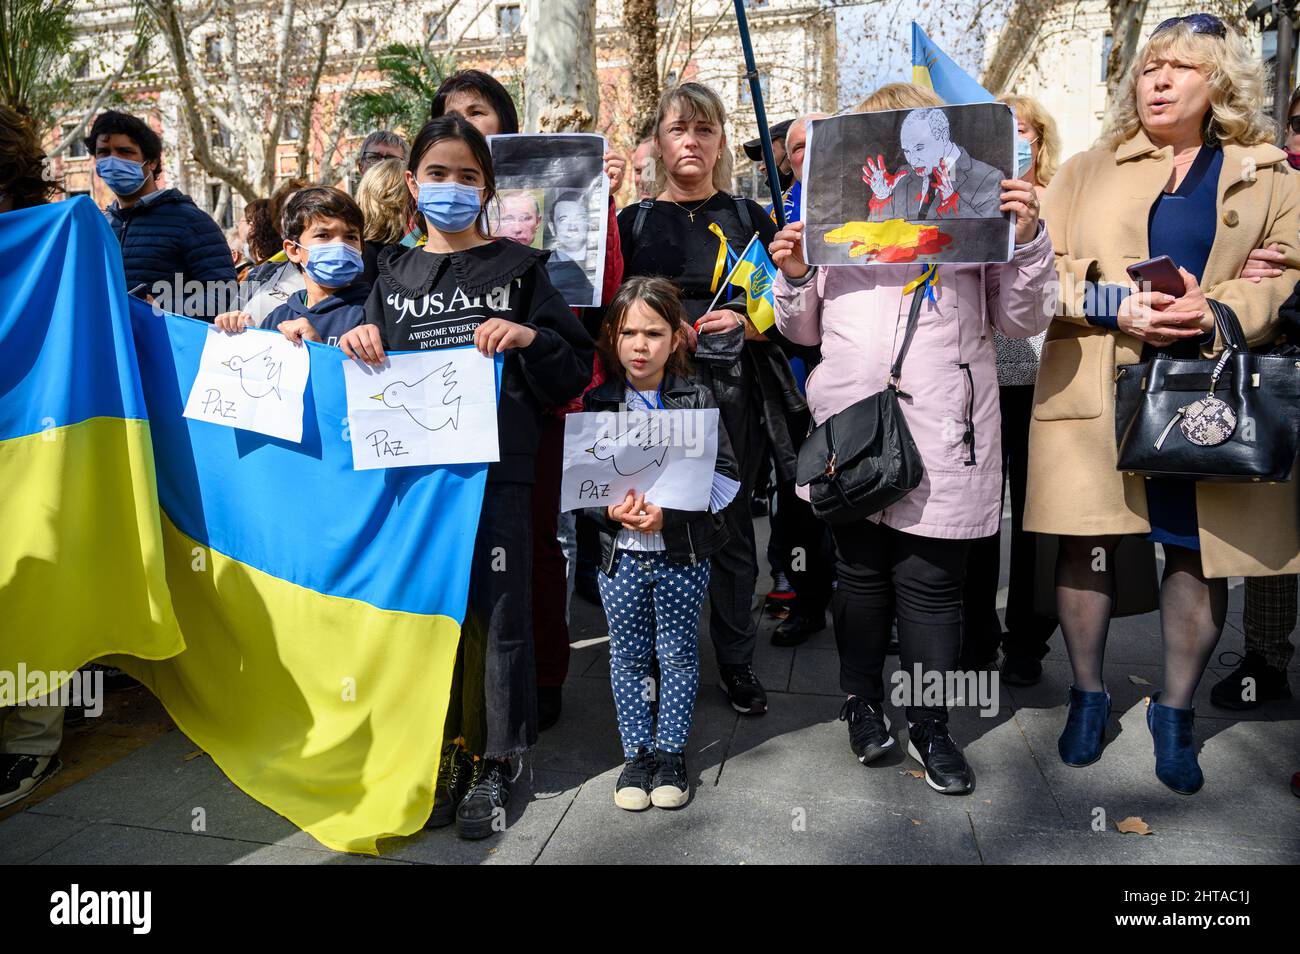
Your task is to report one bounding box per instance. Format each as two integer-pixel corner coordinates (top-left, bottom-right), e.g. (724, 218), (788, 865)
(794, 279), (927, 524)
(1114, 299), (1300, 482)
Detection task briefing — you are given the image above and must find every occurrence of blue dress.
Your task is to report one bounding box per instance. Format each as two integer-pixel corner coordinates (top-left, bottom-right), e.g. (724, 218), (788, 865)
(1142, 144), (1223, 551)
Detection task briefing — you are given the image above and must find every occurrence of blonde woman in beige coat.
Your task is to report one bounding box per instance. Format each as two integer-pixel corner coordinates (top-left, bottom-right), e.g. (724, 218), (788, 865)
(1027, 15), (1300, 795)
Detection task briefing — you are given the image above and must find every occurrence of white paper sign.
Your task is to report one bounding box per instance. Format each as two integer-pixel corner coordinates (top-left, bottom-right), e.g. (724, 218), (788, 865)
(342, 347), (499, 470)
(559, 409), (719, 513)
(182, 326), (311, 443)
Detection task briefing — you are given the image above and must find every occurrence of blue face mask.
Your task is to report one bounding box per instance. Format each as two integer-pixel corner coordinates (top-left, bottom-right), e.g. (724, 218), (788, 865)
(96, 155), (149, 196)
(417, 181), (483, 233)
(293, 241), (364, 288)
(1015, 136), (1035, 178)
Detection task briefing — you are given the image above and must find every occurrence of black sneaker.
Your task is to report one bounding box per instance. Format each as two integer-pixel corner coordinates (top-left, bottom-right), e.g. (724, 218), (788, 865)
(1210, 651), (1292, 710)
(0, 754), (61, 809)
(838, 696), (895, 764)
(650, 749), (689, 808)
(771, 609), (827, 647)
(537, 685), (562, 732)
(907, 720), (975, 795)
(426, 743), (472, 829)
(614, 747), (656, 811)
(455, 757), (511, 840)
(1000, 653), (1043, 687)
(719, 664), (768, 715)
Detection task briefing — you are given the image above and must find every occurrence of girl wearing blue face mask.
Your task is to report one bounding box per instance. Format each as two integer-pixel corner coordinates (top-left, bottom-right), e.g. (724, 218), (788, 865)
(339, 115), (594, 841)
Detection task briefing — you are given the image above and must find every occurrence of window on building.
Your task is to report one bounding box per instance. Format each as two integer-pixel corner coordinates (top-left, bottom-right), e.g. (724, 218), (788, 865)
(657, 0), (674, 19)
(131, 42), (148, 74)
(739, 71), (770, 106)
(498, 3), (522, 34)
(63, 124), (88, 158)
(1100, 32), (1114, 82)
(73, 51), (90, 79)
(205, 36), (222, 67)
(745, 0), (769, 8)
(426, 9), (449, 43)
(210, 123), (230, 150)
(282, 113), (302, 143)
(354, 18), (374, 50)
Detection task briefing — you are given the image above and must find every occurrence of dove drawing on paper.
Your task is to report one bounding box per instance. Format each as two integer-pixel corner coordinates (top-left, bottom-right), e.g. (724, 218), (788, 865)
(370, 361), (462, 432)
(222, 346), (285, 400)
(587, 418), (672, 477)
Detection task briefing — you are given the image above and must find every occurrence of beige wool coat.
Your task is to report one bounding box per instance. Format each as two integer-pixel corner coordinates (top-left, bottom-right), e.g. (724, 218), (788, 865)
(1025, 130), (1300, 578)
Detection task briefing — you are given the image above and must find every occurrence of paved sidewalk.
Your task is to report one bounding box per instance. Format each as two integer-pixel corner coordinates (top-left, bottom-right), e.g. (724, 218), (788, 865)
(3, 517), (1298, 864)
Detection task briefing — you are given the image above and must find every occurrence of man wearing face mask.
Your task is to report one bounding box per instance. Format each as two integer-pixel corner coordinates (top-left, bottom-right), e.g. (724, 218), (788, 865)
(87, 110), (236, 319)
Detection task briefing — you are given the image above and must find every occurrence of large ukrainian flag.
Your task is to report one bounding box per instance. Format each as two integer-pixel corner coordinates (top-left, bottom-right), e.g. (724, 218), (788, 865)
(0, 198), (184, 692)
(1, 198), (488, 855)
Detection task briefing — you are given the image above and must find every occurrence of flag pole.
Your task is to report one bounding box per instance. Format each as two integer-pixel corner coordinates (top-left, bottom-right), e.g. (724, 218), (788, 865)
(731, 0), (786, 229)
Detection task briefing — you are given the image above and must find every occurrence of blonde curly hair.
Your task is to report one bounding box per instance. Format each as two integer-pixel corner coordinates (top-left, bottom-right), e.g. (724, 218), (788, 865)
(1099, 21), (1274, 151)
(356, 157), (411, 246)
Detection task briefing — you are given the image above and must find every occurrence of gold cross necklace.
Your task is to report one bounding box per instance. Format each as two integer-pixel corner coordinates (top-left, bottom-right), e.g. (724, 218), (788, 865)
(664, 191), (717, 222)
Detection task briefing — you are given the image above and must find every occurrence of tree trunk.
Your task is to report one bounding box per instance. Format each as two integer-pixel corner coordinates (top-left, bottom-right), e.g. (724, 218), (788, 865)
(624, 0), (658, 139)
(522, 0), (598, 133)
(1105, 0), (1150, 104)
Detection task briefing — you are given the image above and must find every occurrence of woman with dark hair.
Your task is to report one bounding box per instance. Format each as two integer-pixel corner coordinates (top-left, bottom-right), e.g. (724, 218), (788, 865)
(431, 68), (626, 732)
(243, 199), (282, 266)
(339, 114), (593, 840)
(431, 69), (521, 136)
(239, 177), (308, 325)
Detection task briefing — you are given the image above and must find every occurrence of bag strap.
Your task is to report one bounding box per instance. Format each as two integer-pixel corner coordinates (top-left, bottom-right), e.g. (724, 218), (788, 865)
(731, 195), (753, 236)
(631, 199), (655, 246)
(888, 270), (933, 389)
(1208, 298), (1247, 352)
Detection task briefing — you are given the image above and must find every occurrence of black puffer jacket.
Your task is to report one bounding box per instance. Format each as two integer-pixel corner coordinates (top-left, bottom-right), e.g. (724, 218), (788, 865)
(580, 371), (740, 574)
(105, 189), (237, 316)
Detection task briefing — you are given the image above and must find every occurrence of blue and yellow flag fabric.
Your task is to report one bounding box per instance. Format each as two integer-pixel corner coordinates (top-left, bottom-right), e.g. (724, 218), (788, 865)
(911, 23), (995, 106)
(725, 235), (778, 334)
(0, 197), (490, 854)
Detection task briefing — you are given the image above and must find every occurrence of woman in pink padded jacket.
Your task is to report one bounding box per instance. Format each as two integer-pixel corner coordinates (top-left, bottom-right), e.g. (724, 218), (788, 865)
(768, 84), (1055, 797)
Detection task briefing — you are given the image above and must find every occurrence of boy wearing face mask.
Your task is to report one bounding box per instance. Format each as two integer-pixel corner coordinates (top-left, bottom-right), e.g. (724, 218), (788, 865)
(87, 110), (236, 318)
(214, 188), (369, 347)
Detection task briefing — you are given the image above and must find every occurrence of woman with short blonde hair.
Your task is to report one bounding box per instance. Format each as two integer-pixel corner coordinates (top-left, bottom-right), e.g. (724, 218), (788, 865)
(1027, 15), (1300, 795)
(356, 157), (411, 247)
(999, 94), (1061, 191)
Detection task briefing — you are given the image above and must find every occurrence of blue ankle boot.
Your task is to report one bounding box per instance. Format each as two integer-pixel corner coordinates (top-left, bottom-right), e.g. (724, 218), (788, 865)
(1146, 694), (1203, 794)
(1058, 685), (1111, 766)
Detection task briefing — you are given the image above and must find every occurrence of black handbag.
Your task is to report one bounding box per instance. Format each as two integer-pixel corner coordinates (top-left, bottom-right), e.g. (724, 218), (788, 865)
(795, 278), (927, 524)
(1115, 299), (1300, 482)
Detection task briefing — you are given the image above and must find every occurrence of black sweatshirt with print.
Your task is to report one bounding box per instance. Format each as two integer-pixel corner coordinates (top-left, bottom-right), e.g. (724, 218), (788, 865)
(364, 239), (594, 484)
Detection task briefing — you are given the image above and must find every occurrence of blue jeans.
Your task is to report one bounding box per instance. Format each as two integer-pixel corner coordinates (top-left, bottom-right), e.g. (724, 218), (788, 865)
(598, 550), (710, 757)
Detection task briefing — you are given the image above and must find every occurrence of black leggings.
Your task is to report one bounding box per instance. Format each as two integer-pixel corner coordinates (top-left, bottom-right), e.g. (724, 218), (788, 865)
(830, 520), (972, 723)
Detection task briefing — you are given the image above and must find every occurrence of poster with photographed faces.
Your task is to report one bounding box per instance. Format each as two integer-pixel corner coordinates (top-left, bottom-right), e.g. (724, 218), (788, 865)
(486, 133), (608, 307)
(801, 103), (1014, 267)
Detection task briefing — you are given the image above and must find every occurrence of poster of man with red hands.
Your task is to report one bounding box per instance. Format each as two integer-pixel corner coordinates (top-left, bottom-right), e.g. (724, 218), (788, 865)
(802, 102), (1014, 266)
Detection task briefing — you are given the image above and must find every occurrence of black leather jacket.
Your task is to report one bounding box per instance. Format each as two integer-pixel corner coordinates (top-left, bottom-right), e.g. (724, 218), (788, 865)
(579, 372), (740, 574)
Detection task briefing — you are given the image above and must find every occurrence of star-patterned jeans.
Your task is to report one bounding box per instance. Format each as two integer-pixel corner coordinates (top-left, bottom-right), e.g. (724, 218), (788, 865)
(598, 550), (710, 758)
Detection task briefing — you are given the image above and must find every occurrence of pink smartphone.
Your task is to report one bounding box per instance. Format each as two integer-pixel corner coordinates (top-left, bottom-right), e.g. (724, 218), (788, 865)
(1126, 255), (1186, 297)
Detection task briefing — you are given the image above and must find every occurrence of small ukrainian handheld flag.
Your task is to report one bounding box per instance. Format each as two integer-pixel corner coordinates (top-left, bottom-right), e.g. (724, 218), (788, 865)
(911, 22), (994, 105)
(725, 234), (778, 334)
